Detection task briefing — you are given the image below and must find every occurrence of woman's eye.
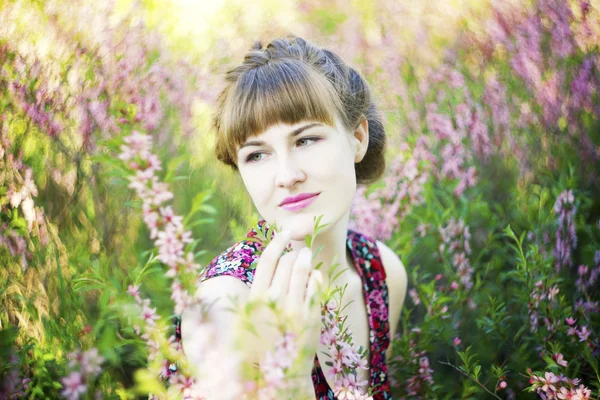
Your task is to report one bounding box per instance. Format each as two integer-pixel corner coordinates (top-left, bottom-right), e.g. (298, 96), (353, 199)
(246, 152), (265, 163)
(297, 137), (319, 147)
(244, 138), (320, 163)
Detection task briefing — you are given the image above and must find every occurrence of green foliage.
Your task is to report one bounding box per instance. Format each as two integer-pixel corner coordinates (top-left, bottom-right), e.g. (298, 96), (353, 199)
(2, 0), (600, 398)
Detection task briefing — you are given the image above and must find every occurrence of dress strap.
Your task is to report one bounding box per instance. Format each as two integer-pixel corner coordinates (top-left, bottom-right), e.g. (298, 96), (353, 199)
(346, 230), (392, 399)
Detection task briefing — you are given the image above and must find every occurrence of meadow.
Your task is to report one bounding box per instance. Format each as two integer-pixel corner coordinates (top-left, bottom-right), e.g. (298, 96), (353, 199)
(1, 0), (599, 398)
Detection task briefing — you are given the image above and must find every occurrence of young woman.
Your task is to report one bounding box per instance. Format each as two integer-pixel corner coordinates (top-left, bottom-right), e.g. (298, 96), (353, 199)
(180, 36), (407, 399)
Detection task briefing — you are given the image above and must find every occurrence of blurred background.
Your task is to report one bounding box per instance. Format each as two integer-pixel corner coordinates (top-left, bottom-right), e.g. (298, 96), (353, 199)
(1, 0), (599, 398)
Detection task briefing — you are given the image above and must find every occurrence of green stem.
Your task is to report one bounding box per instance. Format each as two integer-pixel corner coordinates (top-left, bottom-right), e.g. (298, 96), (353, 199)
(439, 360), (503, 400)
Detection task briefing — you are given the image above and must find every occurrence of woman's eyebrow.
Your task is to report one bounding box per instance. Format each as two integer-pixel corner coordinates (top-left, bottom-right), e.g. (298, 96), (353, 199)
(239, 123), (323, 150)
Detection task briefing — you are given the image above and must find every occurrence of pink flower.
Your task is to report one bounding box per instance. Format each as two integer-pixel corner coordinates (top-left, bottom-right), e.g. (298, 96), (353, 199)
(557, 386), (575, 399)
(124, 130), (152, 153)
(453, 337), (461, 346)
(572, 385), (592, 399)
(80, 348), (104, 377)
(155, 224), (185, 267)
(334, 374), (369, 400)
(450, 281), (459, 290)
(170, 374), (195, 397)
(142, 305), (159, 327)
(408, 288), (420, 305)
(160, 206), (183, 229)
(498, 380), (507, 390)
(548, 286), (560, 300)
(577, 326), (590, 342)
(148, 179), (174, 205)
(565, 317), (576, 325)
(61, 372), (87, 400)
(541, 371), (559, 392)
(326, 299), (338, 312)
(339, 342), (363, 368)
(553, 353), (568, 367)
(320, 325), (340, 347)
(127, 284), (140, 298)
(260, 332), (299, 389)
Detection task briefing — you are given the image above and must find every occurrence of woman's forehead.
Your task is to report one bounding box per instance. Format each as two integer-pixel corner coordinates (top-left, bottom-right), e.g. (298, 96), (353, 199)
(239, 117), (343, 145)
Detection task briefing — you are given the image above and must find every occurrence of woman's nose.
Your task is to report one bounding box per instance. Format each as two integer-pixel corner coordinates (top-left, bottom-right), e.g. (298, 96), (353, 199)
(275, 156), (305, 188)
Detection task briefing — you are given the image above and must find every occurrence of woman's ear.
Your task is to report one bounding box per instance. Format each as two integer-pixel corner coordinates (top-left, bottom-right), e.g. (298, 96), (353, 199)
(353, 117), (369, 163)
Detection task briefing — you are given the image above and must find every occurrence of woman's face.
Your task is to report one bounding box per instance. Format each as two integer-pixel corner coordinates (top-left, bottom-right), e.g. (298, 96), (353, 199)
(236, 117), (369, 241)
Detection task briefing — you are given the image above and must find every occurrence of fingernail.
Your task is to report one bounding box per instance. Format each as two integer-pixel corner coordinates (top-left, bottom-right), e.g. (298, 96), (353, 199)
(300, 247), (312, 261)
(313, 269), (323, 285)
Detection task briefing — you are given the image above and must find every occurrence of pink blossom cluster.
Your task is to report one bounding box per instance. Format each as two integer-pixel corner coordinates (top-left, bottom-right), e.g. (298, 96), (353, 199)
(60, 348), (104, 400)
(528, 369), (593, 400)
(482, 0), (600, 168)
(5, 166), (38, 231)
(256, 332), (300, 399)
(119, 131), (201, 316)
(420, 65), (497, 194)
(125, 284), (197, 396)
(426, 100), (481, 197)
(321, 299), (372, 400)
(0, 230), (30, 272)
(528, 280), (561, 333)
(121, 132), (246, 399)
(564, 317), (592, 343)
(401, 340), (434, 398)
(1, 125), (35, 228)
(349, 139), (432, 241)
(553, 190), (577, 271)
(439, 218), (474, 290)
(119, 131), (204, 397)
(7, 79), (63, 138)
(1, 0), (202, 153)
(483, 74), (511, 146)
(569, 57), (600, 119)
(575, 255), (600, 293)
(0, 120), (49, 270)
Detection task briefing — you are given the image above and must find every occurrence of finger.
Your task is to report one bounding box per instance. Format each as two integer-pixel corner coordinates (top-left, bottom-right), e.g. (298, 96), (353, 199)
(303, 269), (323, 334)
(250, 230), (291, 300)
(287, 248), (313, 313)
(267, 250), (298, 300)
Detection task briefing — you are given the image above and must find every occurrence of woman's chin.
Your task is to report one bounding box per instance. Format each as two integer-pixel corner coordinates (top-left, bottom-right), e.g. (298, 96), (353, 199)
(273, 214), (318, 239)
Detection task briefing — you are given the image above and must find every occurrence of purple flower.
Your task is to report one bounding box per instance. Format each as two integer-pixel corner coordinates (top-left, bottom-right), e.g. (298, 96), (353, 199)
(60, 372), (87, 400)
(553, 190), (577, 270)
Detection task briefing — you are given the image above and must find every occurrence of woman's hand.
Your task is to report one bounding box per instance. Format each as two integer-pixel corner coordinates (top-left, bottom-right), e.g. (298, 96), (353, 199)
(242, 229), (323, 383)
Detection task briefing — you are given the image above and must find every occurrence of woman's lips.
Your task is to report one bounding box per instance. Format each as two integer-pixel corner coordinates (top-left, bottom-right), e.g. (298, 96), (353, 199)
(280, 193), (320, 211)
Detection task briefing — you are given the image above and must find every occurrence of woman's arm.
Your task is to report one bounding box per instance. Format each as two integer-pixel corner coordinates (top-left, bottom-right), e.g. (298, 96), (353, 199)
(180, 235), (322, 397)
(376, 240), (408, 363)
(180, 275), (253, 393)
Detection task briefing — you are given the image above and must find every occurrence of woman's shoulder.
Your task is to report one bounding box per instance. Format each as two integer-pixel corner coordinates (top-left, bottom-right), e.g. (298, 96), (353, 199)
(198, 223), (267, 286)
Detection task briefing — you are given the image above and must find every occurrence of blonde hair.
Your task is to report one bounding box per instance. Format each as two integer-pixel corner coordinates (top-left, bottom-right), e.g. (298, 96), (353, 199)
(212, 35), (386, 184)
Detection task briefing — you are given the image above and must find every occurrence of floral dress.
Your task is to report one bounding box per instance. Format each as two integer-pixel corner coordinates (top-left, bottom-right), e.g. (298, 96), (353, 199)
(175, 220), (392, 400)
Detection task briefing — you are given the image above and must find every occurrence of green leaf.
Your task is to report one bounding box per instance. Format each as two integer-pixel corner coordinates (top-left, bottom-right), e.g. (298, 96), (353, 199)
(473, 364), (481, 380)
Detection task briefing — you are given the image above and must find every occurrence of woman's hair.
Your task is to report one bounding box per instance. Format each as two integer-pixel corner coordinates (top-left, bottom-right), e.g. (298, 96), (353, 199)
(212, 35), (386, 184)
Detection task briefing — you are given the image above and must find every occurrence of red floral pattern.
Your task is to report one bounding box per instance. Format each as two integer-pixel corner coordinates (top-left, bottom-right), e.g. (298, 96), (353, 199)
(175, 220), (391, 399)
